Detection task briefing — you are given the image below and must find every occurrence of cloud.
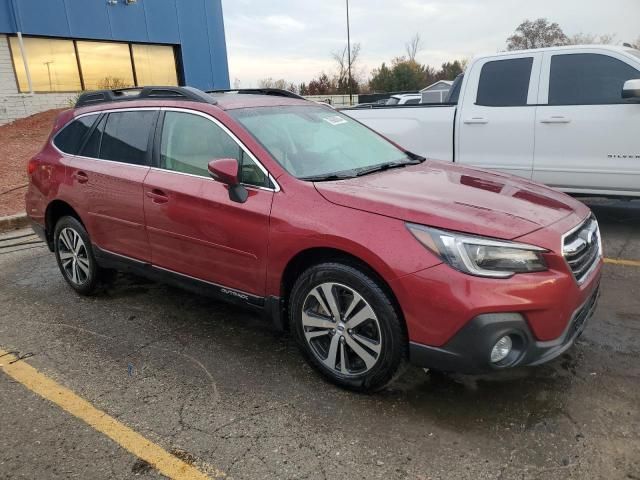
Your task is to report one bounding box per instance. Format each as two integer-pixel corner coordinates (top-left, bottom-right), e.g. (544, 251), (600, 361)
(222, 0), (640, 87)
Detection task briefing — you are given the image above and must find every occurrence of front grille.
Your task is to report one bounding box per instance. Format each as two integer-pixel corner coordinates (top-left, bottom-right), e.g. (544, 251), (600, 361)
(562, 215), (602, 284)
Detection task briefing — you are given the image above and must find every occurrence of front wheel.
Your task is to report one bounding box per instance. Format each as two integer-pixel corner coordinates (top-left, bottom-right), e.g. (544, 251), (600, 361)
(289, 262), (407, 392)
(53, 216), (101, 295)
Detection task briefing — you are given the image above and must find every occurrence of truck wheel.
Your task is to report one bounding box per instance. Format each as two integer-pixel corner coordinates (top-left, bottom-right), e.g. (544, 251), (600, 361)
(53, 216), (101, 296)
(289, 262), (407, 392)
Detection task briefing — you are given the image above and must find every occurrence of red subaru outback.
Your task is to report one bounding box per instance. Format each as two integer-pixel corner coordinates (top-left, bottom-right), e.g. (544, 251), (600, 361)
(26, 87), (602, 391)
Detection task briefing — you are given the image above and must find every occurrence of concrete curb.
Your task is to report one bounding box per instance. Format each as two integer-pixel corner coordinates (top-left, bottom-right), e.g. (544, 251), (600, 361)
(0, 213), (29, 233)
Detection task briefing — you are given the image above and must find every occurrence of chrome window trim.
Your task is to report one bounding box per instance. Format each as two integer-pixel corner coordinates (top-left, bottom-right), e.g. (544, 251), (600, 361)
(560, 214), (602, 285)
(51, 106), (281, 192)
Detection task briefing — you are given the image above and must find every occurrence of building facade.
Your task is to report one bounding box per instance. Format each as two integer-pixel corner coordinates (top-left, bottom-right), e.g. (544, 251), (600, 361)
(0, 0), (230, 124)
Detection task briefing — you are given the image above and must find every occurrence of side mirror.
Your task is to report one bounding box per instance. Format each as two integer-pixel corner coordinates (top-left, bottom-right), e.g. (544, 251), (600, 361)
(208, 158), (248, 203)
(622, 79), (640, 101)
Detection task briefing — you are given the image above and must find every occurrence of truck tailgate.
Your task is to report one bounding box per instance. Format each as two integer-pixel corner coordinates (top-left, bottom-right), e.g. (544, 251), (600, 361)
(343, 105), (456, 161)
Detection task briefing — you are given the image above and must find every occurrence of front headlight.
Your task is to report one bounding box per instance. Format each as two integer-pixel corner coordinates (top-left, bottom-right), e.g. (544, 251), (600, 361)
(407, 224), (548, 278)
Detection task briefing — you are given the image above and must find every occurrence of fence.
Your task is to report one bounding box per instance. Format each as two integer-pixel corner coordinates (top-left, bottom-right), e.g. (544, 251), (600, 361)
(303, 94), (359, 107)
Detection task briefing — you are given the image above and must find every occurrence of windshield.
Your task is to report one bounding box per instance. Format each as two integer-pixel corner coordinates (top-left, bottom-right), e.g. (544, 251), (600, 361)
(386, 97), (400, 105)
(230, 105), (410, 179)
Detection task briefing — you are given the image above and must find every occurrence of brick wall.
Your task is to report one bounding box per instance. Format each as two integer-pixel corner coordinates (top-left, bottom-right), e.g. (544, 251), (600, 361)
(0, 35), (76, 125)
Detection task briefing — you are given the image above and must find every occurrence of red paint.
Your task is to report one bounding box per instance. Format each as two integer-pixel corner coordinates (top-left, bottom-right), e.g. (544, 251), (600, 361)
(26, 96), (601, 348)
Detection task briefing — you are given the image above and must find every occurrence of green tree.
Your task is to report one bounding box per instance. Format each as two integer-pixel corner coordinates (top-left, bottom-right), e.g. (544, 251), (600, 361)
(507, 18), (568, 50)
(369, 57), (425, 92)
(436, 60), (464, 81)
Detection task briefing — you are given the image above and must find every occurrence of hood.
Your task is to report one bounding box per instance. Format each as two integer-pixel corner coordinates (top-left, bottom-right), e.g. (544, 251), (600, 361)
(314, 160), (588, 240)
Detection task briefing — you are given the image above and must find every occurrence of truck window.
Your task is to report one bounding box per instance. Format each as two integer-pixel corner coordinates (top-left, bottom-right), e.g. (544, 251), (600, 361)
(476, 58), (533, 107)
(549, 53), (640, 105)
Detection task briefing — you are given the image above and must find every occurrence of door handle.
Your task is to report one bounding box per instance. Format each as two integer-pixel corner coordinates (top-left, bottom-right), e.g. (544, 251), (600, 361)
(540, 115), (571, 124)
(145, 189), (169, 204)
(72, 171), (88, 184)
(463, 117), (488, 124)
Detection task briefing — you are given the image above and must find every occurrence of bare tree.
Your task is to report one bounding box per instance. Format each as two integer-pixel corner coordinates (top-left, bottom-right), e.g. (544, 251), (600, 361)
(331, 42), (362, 93)
(405, 33), (422, 61)
(568, 32), (616, 45)
(258, 78), (289, 90)
(507, 18), (568, 50)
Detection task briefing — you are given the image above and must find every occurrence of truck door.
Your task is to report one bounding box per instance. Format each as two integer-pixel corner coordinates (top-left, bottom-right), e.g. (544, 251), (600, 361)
(456, 53), (541, 178)
(533, 49), (640, 195)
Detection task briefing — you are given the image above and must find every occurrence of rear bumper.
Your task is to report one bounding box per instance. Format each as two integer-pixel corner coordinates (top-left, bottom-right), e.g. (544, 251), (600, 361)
(30, 220), (53, 251)
(409, 283), (600, 373)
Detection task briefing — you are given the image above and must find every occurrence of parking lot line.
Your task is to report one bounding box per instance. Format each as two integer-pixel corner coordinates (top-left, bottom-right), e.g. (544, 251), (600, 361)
(0, 348), (220, 480)
(604, 258), (640, 268)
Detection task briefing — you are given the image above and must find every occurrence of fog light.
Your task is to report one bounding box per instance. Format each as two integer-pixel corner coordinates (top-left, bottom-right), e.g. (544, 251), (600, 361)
(490, 336), (512, 363)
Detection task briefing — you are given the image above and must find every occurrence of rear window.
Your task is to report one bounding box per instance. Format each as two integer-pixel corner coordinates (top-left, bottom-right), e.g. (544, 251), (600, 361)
(53, 114), (99, 154)
(99, 111), (157, 165)
(476, 57), (533, 107)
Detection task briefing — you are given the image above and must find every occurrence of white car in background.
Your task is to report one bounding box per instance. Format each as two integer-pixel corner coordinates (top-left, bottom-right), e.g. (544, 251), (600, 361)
(345, 45), (640, 198)
(386, 93), (422, 105)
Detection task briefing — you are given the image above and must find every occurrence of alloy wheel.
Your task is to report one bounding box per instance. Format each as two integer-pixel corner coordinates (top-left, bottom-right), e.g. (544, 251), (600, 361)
(57, 227), (91, 285)
(301, 282), (382, 376)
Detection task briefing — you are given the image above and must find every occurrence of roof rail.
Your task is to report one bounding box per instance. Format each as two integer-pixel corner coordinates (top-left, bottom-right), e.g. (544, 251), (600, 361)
(75, 86), (216, 108)
(206, 88), (304, 100)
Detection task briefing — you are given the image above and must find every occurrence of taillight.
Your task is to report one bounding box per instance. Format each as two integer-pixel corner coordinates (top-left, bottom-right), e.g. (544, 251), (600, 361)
(27, 159), (37, 175)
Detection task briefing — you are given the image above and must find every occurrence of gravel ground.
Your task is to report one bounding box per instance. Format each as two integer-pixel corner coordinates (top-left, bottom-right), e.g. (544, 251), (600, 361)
(0, 200), (638, 479)
(0, 109), (64, 216)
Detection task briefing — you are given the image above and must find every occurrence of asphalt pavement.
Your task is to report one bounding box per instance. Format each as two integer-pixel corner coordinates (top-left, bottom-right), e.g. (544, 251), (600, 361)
(1, 198), (639, 479)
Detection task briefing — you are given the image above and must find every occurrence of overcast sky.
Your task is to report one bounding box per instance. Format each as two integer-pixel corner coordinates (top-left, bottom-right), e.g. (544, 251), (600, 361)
(221, 0), (640, 88)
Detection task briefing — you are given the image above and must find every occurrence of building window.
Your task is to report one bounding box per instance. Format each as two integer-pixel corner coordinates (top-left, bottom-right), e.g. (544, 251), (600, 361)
(132, 44), (178, 86)
(9, 37), (82, 92)
(76, 41), (135, 90)
(9, 36), (179, 93)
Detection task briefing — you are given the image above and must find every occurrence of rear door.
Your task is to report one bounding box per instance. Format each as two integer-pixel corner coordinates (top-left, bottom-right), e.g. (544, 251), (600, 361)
(455, 53), (542, 178)
(143, 109), (275, 296)
(63, 109), (157, 261)
(533, 50), (640, 194)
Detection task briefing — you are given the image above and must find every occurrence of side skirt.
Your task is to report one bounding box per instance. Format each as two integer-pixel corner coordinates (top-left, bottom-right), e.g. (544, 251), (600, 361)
(92, 245), (273, 313)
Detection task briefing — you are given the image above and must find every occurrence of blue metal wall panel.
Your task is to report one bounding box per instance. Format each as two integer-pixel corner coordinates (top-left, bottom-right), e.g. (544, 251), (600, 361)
(107, 0), (148, 42)
(62, 0), (112, 39)
(143, 0), (180, 44)
(206, 0), (230, 89)
(15, 0), (71, 37)
(175, 0), (213, 89)
(0, 2), (16, 32)
(0, 0), (229, 91)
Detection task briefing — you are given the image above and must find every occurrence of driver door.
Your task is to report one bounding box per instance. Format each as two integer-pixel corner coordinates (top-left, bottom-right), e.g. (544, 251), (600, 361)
(143, 109), (275, 296)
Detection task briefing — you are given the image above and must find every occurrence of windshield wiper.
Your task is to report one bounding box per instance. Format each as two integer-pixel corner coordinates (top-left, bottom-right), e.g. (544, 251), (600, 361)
(299, 172), (356, 182)
(354, 158), (422, 177)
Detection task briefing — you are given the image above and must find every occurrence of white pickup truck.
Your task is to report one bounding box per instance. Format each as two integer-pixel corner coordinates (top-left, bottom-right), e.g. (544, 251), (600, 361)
(345, 45), (640, 198)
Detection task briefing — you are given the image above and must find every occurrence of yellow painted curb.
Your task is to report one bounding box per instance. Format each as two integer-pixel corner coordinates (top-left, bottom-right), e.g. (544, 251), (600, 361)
(604, 258), (640, 268)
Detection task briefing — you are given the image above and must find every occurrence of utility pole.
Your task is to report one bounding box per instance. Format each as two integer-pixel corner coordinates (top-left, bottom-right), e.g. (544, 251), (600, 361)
(346, 0), (352, 105)
(44, 61), (54, 91)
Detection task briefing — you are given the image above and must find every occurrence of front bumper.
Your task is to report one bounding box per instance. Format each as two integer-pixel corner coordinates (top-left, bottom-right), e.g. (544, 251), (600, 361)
(409, 284), (600, 374)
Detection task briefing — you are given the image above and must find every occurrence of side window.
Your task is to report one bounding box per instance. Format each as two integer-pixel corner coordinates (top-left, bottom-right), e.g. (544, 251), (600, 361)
(79, 115), (106, 158)
(160, 111), (271, 188)
(549, 53), (640, 105)
(53, 114), (99, 154)
(476, 57), (533, 107)
(100, 111), (156, 165)
(404, 98), (421, 105)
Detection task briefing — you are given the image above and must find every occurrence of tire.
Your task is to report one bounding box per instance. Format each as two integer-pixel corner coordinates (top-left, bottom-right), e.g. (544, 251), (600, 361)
(53, 216), (101, 295)
(289, 262), (407, 392)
